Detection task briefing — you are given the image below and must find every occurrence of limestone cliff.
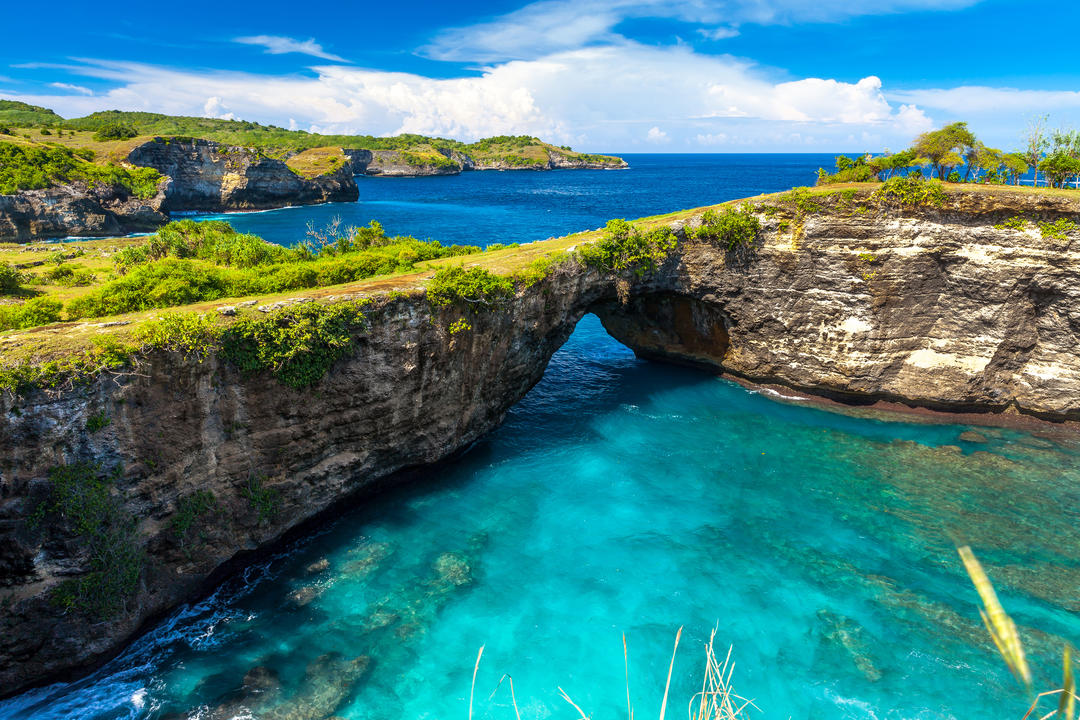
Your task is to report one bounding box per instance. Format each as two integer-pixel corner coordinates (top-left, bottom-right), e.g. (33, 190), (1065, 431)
(0, 181), (168, 242)
(2, 187), (1080, 696)
(127, 138), (359, 212)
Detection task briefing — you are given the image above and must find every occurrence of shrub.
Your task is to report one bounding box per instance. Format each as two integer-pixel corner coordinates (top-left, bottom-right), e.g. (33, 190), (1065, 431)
(170, 490), (218, 551)
(30, 463), (143, 618)
(871, 176), (946, 207)
(138, 311), (221, 359)
(576, 219), (678, 276)
(220, 301), (368, 388)
(1039, 218), (1079, 241)
(0, 262), (22, 293)
(993, 216), (1027, 231)
(0, 141), (162, 198)
(426, 266), (515, 309)
(92, 123), (137, 141)
(0, 297), (63, 330)
(693, 204), (761, 249)
(85, 410), (111, 433)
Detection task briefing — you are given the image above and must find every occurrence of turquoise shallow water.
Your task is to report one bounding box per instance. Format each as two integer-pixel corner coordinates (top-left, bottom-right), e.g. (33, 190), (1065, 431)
(10, 155), (1080, 718)
(5, 316), (1080, 720)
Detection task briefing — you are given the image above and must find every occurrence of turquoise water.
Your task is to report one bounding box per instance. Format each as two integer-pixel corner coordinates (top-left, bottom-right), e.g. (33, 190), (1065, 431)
(6, 316), (1080, 720)
(7, 155), (1080, 719)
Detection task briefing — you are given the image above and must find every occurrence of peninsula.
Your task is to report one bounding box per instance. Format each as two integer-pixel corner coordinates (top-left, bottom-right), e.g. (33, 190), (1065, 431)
(0, 101), (628, 241)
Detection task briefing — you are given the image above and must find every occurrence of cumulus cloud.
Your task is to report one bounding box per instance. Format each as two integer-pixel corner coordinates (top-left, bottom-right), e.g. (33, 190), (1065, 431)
(234, 35), (347, 62)
(0, 47), (940, 150)
(646, 126), (670, 143)
(425, 0), (981, 61)
(48, 82), (93, 95)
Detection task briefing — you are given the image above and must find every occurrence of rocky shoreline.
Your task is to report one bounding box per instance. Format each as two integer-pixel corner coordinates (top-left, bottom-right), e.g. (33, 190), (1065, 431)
(3, 187), (1080, 697)
(0, 138), (628, 242)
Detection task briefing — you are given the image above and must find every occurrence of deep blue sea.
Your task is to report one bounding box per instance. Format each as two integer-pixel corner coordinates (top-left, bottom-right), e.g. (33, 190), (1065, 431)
(7, 155), (1080, 720)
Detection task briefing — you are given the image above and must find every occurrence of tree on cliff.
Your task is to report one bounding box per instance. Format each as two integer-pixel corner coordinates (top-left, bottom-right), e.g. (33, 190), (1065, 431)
(1022, 115), (1049, 187)
(910, 122), (976, 180)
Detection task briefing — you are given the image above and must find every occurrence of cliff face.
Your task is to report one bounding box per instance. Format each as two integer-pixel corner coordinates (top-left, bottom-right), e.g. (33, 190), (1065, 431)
(126, 138), (359, 212)
(344, 146), (627, 176)
(2, 188), (1080, 696)
(0, 182), (167, 242)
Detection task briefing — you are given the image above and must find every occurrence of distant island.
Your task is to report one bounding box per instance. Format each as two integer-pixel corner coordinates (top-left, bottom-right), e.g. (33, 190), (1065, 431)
(0, 100), (627, 241)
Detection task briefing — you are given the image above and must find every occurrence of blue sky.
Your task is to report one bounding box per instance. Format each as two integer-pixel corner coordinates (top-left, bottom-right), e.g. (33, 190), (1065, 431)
(3, 0), (1080, 151)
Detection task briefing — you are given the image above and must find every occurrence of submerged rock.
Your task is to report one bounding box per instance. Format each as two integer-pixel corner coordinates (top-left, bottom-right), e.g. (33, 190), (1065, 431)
(305, 558), (330, 574)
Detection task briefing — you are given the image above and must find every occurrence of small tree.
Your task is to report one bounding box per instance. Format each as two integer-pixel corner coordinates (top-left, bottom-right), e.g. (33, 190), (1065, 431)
(1023, 114), (1049, 187)
(911, 122), (976, 180)
(1002, 153), (1029, 186)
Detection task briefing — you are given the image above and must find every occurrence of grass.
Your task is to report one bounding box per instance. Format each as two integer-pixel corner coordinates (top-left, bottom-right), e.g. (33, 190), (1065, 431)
(960, 545), (1079, 719)
(476, 628), (755, 720)
(286, 147), (349, 178)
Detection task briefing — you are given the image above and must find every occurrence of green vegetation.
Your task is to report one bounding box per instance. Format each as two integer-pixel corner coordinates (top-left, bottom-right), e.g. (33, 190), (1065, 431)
(1039, 218), (1079, 241)
(994, 216), (1028, 231)
(92, 123), (138, 142)
(220, 301), (369, 388)
(30, 463), (143, 618)
(0, 100), (64, 127)
(0, 262), (24, 293)
(426, 266), (515, 309)
(871, 176), (947, 207)
(243, 476), (280, 524)
(576, 219), (678, 275)
(85, 410), (111, 433)
(36, 220), (479, 323)
(693, 204), (760, 249)
(0, 297), (63, 330)
(0, 141), (162, 197)
(170, 490), (218, 551)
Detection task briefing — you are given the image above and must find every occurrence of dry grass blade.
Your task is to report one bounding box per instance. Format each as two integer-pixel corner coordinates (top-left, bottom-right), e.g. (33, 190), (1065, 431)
(687, 628), (758, 720)
(624, 633), (634, 720)
(1060, 645), (1075, 720)
(469, 645), (485, 720)
(558, 686), (592, 720)
(489, 674), (522, 720)
(958, 545), (1032, 689)
(660, 627), (683, 720)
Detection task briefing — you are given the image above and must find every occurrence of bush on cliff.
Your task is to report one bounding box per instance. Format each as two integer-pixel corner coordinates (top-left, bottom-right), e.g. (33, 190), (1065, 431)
(0, 297), (63, 331)
(871, 176), (947, 207)
(426, 266), (515, 309)
(0, 141), (162, 198)
(30, 463), (143, 618)
(0, 262), (24, 294)
(693, 204), (760, 249)
(220, 301), (369, 388)
(577, 219), (677, 276)
(92, 122), (138, 141)
(67, 221), (485, 319)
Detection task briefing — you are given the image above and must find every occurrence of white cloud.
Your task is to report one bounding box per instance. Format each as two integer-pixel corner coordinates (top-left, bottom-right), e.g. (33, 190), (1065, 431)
(0, 47), (970, 151)
(646, 126), (670, 143)
(48, 82), (93, 96)
(234, 35), (347, 62)
(890, 86), (1080, 114)
(425, 0), (981, 61)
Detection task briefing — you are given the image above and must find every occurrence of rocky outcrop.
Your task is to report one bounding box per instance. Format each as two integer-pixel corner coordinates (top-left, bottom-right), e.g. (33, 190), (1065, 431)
(2, 187), (1080, 696)
(0, 182), (167, 241)
(344, 146), (626, 176)
(126, 138), (359, 212)
(345, 148), (462, 177)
